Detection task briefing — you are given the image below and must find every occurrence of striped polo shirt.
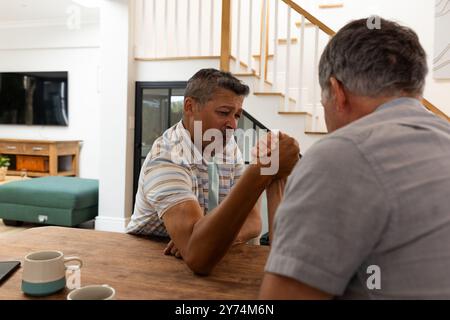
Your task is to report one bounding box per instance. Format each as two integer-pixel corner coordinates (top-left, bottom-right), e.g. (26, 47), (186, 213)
(126, 121), (245, 237)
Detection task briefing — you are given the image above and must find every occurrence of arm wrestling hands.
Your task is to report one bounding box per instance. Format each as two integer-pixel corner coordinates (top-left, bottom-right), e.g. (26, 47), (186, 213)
(163, 131), (299, 274)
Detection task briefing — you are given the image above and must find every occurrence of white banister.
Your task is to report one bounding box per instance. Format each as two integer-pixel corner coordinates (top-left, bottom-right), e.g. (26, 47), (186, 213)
(152, 0), (157, 57)
(198, 0), (202, 55)
(136, 0), (144, 57)
(175, 0), (179, 56)
(259, 0), (268, 91)
(247, 0), (253, 72)
(297, 14), (305, 110)
(186, 0), (190, 56)
(235, 0), (241, 73)
(312, 25), (320, 131)
(273, 0), (279, 89)
(210, 0), (214, 55)
(284, 6), (292, 111)
(164, 0), (169, 56)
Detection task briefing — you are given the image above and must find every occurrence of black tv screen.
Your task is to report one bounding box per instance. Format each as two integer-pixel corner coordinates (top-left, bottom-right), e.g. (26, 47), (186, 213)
(0, 71), (68, 126)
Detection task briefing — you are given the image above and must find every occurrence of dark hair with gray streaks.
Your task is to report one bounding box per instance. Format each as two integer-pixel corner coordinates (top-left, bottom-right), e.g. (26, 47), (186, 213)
(185, 68), (250, 105)
(319, 18), (428, 98)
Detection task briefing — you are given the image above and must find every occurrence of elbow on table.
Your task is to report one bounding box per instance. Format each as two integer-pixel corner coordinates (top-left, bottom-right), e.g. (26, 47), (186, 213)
(249, 221), (263, 241)
(184, 255), (215, 276)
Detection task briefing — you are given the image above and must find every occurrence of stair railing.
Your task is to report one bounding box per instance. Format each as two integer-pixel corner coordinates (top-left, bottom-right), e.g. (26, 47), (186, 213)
(135, 0), (219, 60)
(224, 0), (334, 130)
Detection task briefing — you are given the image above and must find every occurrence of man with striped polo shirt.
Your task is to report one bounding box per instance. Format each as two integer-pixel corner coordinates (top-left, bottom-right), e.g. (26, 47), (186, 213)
(127, 69), (300, 275)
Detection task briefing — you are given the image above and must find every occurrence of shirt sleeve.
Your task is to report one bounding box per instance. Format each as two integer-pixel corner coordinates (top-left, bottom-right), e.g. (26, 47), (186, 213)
(143, 160), (198, 219)
(265, 137), (391, 296)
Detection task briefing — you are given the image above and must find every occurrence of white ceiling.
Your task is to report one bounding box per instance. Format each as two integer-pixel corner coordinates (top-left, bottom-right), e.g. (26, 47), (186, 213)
(0, 0), (99, 24)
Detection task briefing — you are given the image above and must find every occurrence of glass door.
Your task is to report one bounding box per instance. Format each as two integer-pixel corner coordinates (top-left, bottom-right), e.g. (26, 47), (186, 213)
(134, 82), (187, 197)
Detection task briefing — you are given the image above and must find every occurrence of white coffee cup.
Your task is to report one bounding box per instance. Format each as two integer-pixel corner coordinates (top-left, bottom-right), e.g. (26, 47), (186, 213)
(22, 250), (82, 296)
(67, 285), (115, 300)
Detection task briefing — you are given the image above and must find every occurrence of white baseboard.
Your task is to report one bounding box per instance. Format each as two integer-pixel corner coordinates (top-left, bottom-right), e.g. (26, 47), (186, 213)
(95, 216), (131, 233)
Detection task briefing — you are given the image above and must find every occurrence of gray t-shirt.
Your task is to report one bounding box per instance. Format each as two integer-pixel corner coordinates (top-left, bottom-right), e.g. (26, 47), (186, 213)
(266, 98), (450, 299)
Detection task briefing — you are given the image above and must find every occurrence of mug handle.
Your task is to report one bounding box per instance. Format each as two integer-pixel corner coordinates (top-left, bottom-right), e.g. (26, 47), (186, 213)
(64, 256), (83, 269)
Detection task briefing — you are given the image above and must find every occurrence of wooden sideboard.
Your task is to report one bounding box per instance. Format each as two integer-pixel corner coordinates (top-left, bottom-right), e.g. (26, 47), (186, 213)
(0, 139), (80, 177)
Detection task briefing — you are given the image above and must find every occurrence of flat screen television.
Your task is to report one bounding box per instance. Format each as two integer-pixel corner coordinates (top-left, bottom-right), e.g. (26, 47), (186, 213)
(0, 71), (68, 126)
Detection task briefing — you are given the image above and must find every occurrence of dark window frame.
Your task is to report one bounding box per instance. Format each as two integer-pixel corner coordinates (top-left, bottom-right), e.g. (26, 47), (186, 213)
(134, 81), (187, 200)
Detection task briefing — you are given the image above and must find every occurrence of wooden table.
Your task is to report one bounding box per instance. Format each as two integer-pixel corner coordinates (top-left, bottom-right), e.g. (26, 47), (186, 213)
(0, 227), (269, 300)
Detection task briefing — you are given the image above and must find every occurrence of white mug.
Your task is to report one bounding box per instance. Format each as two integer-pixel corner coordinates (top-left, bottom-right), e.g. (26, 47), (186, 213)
(22, 250), (82, 296)
(67, 285), (115, 300)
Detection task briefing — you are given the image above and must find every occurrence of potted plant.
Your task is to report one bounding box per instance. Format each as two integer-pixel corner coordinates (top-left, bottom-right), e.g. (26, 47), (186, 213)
(0, 155), (10, 181)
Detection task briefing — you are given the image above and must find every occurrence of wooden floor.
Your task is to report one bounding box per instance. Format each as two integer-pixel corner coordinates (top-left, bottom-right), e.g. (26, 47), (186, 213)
(0, 219), (33, 238)
(0, 219), (95, 238)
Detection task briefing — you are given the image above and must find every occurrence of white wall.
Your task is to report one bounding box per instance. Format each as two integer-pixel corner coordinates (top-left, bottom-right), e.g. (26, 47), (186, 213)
(0, 23), (101, 179)
(136, 58), (219, 81)
(96, 0), (136, 233)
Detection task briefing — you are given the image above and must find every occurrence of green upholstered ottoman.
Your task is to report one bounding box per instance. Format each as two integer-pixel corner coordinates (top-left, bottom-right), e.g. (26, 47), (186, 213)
(0, 176), (98, 227)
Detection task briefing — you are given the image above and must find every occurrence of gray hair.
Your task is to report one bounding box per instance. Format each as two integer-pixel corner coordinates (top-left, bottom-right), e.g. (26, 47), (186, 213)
(319, 18), (428, 98)
(185, 68), (249, 105)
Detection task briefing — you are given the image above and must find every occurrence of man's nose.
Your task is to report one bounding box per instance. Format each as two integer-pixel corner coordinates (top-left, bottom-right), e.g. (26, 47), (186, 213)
(226, 116), (238, 130)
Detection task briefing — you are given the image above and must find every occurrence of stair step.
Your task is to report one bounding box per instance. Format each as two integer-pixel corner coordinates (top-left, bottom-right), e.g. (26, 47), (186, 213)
(278, 111), (312, 116)
(252, 54), (274, 60)
(135, 55), (220, 61)
(234, 72), (273, 86)
(234, 71), (257, 77)
(230, 55), (248, 69)
(254, 92), (296, 104)
(295, 21), (314, 28)
(304, 113), (328, 135)
(319, 4), (344, 9)
(278, 38), (298, 45)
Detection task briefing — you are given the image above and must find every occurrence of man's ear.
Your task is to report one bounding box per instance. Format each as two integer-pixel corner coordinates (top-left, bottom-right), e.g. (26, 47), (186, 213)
(184, 97), (195, 116)
(329, 77), (347, 113)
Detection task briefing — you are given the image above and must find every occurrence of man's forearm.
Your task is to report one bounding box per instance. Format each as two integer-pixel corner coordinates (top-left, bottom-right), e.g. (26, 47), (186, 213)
(266, 179), (286, 245)
(185, 165), (270, 274)
(235, 198), (262, 244)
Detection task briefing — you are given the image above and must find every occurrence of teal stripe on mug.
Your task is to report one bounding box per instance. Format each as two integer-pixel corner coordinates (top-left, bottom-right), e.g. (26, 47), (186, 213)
(22, 277), (66, 296)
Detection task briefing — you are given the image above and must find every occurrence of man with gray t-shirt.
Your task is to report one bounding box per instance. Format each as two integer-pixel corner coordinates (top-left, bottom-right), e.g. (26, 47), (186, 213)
(259, 18), (450, 299)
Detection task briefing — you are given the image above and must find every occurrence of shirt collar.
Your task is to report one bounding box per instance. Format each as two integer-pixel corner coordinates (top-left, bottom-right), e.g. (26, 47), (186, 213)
(175, 120), (238, 165)
(374, 97), (426, 113)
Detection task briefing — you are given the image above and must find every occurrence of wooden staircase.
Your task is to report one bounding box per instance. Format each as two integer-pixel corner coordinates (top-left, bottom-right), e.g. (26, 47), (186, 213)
(134, 0), (449, 139)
